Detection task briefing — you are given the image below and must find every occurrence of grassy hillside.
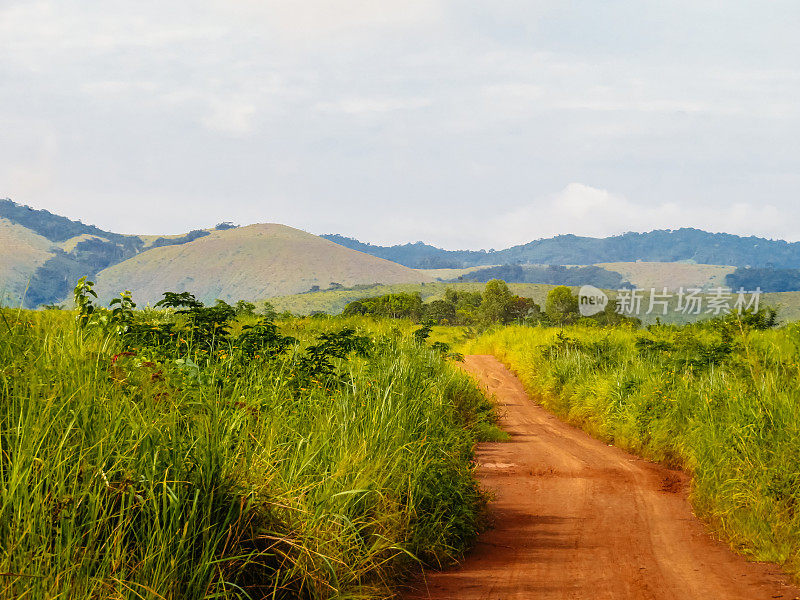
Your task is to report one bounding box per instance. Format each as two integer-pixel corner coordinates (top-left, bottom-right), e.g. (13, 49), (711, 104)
(0, 198), (133, 244)
(0, 200), (146, 307)
(414, 265), (499, 280)
(597, 261), (735, 291)
(6, 197), (800, 309)
(764, 291), (800, 323)
(94, 223), (433, 305)
(0, 218), (54, 305)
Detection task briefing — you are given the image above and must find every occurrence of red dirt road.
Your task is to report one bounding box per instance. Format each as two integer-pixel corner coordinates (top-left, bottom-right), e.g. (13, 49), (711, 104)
(404, 355), (800, 600)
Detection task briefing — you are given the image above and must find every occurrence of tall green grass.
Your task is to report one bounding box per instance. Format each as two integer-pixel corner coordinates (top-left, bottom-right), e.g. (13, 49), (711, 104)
(466, 321), (800, 576)
(0, 310), (496, 599)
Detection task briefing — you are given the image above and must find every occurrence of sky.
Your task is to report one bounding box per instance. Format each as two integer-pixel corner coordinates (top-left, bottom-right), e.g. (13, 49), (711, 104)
(1, 1), (799, 249)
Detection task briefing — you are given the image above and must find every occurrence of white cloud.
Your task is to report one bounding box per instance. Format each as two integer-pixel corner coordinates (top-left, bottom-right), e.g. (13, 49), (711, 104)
(315, 96), (432, 115)
(209, 0), (445, 38)
(82, 81), (158, 95)
(0, 1), (798, 249)
(492, 184), (788, 248)
(200, 97), (258, 136)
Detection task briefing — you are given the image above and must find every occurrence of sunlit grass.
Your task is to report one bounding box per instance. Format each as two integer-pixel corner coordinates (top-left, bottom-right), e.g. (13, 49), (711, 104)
(466, 322), (800, 576)
(0, 310), (498, 599)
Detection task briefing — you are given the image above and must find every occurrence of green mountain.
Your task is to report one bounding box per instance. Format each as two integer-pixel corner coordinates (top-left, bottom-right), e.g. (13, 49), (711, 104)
(0, 199), (147, 306)
(323, 229), (800, 269)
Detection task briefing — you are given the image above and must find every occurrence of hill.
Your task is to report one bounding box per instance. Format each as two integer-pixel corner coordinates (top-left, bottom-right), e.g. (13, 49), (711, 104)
(0, 199), (145, 306)
(596, 262), (735, 291)
(324, 229), (800, 269)
(321, 235), (491, 269)
(6, 197), (800, 307)
(93, 223), (433, 305)
(414, 266), (498, 280)
(454, 264), (631, 288)
(0, 218), (54, 305)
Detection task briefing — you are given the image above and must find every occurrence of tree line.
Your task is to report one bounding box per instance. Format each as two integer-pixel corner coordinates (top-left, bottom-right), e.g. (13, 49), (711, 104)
(343, 280), (637, 327)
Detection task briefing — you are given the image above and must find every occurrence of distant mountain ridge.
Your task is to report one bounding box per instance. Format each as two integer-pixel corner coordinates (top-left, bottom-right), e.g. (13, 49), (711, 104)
(0, 199), (146, 306)
(0, 199), (431, 307)
(5, 196), (800, 308)
(323, 230), (800, 269)
(321, 235), (490, 269)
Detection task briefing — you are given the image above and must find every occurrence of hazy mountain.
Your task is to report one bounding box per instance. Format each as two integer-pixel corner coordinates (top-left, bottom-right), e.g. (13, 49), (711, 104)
(323, 230), (800, 270)
(5, 196), (800, 307)
(321, 235), (491, 269)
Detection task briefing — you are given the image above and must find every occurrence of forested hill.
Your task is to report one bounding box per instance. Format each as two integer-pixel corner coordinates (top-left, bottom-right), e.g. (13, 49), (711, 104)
(1, 199), (146, 307)
(320, 235), (490, 269)
(323, 229), (800, 269)
(0, 198), (138, 246)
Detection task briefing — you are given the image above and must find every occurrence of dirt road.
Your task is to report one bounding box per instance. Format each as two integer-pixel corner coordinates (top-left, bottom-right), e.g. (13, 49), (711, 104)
(404, 355), (800, 600)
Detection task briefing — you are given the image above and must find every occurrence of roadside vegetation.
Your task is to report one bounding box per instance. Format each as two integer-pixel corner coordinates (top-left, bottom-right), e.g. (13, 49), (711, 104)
(7, 272), (800, 596)
(0, 280), (502, 599)
(342, 281), (637, 328)
(466, 305), (800, 576)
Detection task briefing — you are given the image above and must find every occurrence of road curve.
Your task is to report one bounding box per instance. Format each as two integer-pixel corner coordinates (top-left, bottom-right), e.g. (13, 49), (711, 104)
(404, 355), (800, 600)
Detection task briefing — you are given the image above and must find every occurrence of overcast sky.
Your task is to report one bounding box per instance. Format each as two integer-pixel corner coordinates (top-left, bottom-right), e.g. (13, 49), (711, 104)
(1, 1), (799, 249)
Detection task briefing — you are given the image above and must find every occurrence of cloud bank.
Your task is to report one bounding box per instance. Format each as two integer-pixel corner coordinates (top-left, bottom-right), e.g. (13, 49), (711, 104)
(1, 1), (798, 249)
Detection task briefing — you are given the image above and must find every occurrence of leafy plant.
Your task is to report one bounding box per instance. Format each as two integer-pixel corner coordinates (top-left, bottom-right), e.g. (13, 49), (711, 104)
(237, 319), (296, 360)
(73, 276), (98, 329)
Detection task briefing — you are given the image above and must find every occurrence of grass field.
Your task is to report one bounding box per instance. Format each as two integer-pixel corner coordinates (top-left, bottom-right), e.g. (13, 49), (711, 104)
(0, 309), (500, 599)
(413, 266), (501, 280)
(465, 319), (800, 576)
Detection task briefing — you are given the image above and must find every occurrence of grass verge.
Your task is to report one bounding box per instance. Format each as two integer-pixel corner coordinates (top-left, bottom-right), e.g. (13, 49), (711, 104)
(0, 310), (499, 599)
(465, 319), (800, 576)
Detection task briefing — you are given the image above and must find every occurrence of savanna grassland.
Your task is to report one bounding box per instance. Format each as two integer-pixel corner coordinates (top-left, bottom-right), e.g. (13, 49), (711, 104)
(6, 273), (800, 598)
(465, 314), (800, 576)
(0, 284), (502, 599)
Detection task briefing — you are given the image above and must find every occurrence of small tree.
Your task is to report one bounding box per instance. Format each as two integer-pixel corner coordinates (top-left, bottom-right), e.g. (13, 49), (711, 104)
(507, 296), (541, 323)
(545, 286), (579, 325)
(235, 300), (257, 316)
(480, 279), (513, 324)
(260, 301), (279, 320)
(215, 221), (238, 230)
(424, 299), (457, 324)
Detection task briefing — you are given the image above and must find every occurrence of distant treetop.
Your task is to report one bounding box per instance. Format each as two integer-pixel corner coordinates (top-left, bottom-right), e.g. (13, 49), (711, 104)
(215, 222), (239, 230)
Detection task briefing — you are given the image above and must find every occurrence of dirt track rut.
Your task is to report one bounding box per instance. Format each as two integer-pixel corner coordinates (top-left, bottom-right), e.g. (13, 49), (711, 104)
(404, 355), (800, 600)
